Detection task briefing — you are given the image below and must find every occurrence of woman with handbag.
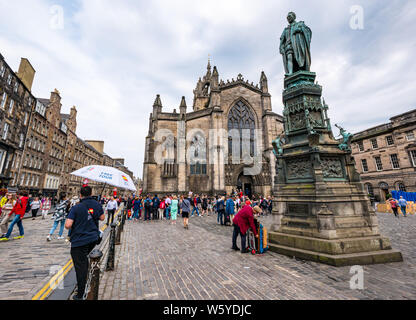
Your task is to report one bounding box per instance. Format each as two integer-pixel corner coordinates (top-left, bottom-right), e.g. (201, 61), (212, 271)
(0, 193), (17, 238)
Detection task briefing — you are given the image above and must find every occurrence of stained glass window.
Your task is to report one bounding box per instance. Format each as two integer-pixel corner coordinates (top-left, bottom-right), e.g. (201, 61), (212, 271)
(228, 101), (256, 157)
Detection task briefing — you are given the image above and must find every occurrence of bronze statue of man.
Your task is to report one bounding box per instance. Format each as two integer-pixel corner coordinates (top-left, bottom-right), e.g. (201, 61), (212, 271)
(280, 12), (312, 75)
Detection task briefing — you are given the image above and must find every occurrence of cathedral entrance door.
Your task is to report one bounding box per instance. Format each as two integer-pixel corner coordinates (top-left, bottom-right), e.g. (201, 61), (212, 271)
(237, 173), (253, 199)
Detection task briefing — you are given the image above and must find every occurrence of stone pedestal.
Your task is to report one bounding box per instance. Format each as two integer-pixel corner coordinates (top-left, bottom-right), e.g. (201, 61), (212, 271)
(269, 71), (403, 266)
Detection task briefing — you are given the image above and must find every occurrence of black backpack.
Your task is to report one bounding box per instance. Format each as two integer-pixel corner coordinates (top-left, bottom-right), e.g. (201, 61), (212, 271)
(218, 201), (224, 211)
(25, 198), (32, 213)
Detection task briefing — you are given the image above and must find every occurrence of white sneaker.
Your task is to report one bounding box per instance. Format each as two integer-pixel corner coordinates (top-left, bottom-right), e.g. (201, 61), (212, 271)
(57, 236), (65, 240)
(47, 235), (52, 242)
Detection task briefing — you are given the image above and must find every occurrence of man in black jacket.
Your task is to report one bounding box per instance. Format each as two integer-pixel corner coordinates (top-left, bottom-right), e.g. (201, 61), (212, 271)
(65, 186), (105, 300)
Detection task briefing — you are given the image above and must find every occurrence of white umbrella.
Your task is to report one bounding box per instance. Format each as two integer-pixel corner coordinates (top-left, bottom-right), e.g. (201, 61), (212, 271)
(70, 165), (137, 192)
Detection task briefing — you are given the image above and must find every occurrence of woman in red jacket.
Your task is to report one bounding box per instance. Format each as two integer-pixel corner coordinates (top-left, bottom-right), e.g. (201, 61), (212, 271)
(232, 205), (261, 253)
(0, 192), (28, 241)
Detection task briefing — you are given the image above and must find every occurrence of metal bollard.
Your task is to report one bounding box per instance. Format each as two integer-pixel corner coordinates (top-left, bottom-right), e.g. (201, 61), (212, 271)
(121, 209), (127, 231)
(87, 249), (103, 300)
(105, 223), (117, 271)
(115, 220), (121, 245)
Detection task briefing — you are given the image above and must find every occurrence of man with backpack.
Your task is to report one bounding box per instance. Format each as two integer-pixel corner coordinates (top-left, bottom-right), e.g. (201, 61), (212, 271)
(65, 186), (105, 300)
(260, 197), (269, 216)
(144, 195), (152, 221)
(217, 196), (226, 225)
(152, 195), (160, 220)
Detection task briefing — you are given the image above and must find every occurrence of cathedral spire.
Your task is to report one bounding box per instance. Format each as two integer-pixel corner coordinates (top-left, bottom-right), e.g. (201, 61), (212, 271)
(260, 71), (268, 93)
(153, 94), (162, 118)
(153, 94), (162, 108)
(180, 96), (187, 114)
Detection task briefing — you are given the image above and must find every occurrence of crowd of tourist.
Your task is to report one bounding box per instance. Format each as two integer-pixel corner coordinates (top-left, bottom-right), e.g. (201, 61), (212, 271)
(122, 192), (273, 229)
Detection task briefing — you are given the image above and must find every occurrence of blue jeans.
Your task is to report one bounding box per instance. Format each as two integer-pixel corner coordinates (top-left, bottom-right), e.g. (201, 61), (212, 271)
(191, 206), (199, 217)
(218, 211), (224, 225)
(144, 208), (151, 221)
(133, 209), (139, 219)
(6, 215), (24, 238)
(165, 207), (170, 220)
(50, 220), (65, 237)
(401, 206), (407, 216)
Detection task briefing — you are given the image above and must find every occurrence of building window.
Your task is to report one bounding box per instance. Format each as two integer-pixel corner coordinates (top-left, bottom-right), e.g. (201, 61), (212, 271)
(406, 131), (415, 141)
(190, 162), (207, 175)
(0, 92), (7, 109)
(24, 112), (29, 126)
(19, 133), (24, 148)
(2, 123), (9, 140)
(14, 82), (19, 93)
(361, 159), (369, 172)
(357, 141), (364, 152)
(374, 156), (383, 171)
(410, 150), (416, 167)
(390, 154), (400, 169)
(8, 99), (14, 116)
(371, 139), (378, 149)
(366, 184), (374, 197)
(0, 65), (5, 77)
(7, 74), (12, 85)
(386, 135), (394, 146)
(396, 182), (406, 192)
(20, 173), (25, 186)
(228, 100), (256, 157)
(0, 149), (7, 174)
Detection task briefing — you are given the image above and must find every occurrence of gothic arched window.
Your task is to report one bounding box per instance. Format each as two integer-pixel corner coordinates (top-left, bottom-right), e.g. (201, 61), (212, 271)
(228, 101), (256, 157)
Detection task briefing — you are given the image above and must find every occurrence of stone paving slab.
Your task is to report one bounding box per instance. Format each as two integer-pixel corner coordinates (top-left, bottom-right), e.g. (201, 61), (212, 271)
(98, 213), (416, 300)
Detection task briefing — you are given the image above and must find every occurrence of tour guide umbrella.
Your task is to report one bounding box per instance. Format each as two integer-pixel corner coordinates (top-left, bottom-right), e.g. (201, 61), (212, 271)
(70, 165), (137, 194)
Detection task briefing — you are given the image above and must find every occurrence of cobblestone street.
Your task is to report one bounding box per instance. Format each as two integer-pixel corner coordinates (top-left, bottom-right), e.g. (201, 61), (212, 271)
(99, 212), (416, 300)
(0, 212), (415, 300)
(0, 215), (107, 300)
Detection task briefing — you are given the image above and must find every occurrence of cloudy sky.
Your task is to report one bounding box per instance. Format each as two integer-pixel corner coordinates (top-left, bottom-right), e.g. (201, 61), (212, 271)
(1, 0), (415, 178)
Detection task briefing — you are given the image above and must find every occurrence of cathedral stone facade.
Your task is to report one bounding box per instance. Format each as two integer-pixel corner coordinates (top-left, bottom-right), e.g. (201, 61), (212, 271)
(143, 62), (283, 197)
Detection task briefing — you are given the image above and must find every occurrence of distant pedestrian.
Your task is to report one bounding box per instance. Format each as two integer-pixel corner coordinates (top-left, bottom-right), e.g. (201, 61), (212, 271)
(0, 193), (17, 238)
(152, 195), (160, 220)
(267, 196), (273, 215)
(143, 195), (152, 221)
(389, 198), (399, 218)
(132, 196), (141, 221)
(398, 196), (407, 217)
(47, 193), (70, 241)
(65, 186), (105, 300)
(0, 192), (28, 242)
(159, 198), (166, 221)
(226, 196), (235, 226)
(191, 196), (200, 217)
(105, 196), (118, 225)
(180, 195), (191, 229)
(41, 197), (52, 219)
(217, 196), (226, 225)
(170, 196), (179, 225)
(202, 195), (208, 216)
(31, 197), (41, 220)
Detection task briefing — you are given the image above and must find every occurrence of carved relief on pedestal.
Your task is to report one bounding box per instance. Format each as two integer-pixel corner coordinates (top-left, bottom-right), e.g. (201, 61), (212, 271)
(289, 112), (306, 131)
(285, 157), (312, 179)
(320, 157), (344, 179)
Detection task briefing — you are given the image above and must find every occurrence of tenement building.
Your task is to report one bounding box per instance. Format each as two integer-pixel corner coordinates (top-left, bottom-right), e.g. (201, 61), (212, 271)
(143, 61), (284, 197)
(0, 51), (135, 196)
(0, 56), (36, 189)
(351, 109), (416, 202)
